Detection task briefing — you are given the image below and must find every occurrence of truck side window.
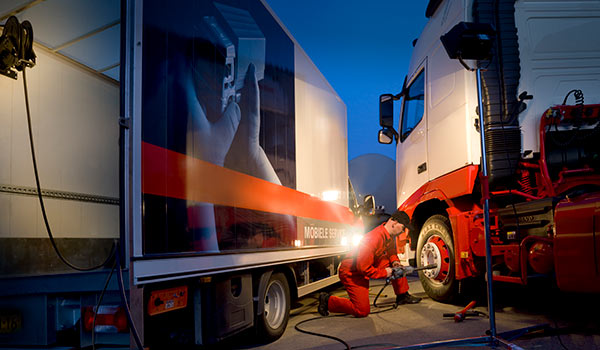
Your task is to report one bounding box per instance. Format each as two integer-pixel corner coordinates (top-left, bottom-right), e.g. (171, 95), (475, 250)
(400, 70), (425, 142)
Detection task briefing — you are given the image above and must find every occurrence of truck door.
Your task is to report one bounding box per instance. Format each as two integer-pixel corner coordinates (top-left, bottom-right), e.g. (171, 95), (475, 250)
(396, 65), (427, 206)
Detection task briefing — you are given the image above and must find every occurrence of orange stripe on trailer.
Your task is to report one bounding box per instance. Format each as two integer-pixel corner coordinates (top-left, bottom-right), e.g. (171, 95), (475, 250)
(142, 142), (356, 225)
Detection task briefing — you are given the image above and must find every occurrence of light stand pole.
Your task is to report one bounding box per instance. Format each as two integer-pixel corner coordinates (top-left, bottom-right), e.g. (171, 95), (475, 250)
(475, 65), (497, 339)
(441, 21), (500, 341)
(439, 20), (501, 342)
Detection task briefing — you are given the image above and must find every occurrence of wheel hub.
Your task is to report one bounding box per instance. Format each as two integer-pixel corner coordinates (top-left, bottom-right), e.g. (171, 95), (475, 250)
(420, 235), (450, 283)
(264, 280), (286, 329)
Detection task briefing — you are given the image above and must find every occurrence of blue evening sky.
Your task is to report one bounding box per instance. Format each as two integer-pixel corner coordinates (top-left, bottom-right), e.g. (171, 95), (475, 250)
(266, 1), (429, 161)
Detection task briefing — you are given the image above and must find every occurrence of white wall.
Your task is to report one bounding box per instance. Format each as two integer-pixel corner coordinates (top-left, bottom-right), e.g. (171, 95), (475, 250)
(0, 46), (119, 238)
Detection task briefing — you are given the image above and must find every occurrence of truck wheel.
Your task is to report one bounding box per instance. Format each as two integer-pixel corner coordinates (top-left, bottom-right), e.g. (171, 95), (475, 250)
(256, 272), (290, 341)
(416, 215), (457, 302)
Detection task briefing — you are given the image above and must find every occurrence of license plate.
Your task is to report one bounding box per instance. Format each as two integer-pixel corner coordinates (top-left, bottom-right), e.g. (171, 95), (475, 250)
(0, 311), (22, 334)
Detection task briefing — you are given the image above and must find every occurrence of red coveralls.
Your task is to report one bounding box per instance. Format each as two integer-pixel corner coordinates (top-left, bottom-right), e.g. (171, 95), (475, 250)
(327, 224), (409, 317)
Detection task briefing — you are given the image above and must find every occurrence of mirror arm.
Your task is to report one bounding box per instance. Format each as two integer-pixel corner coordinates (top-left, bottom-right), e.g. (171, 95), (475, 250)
(390, 127), (399, 142)
(399, 75), (408, 98)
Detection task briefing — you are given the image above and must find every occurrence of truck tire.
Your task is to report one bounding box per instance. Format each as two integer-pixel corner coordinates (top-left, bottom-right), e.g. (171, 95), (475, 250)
(416, 215), (457, 302)
(256, 272), (290, 341)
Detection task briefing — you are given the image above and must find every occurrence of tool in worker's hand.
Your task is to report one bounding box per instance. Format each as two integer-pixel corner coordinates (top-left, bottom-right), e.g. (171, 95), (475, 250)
(374, 263), (438, 308)
(386, 263), (437, 283)
(444, 300), (477, 322)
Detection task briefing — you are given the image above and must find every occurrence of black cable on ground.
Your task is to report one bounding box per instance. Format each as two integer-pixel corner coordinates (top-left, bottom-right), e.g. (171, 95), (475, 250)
(92, 258), (117, 350)
(295, 314), (401, 350)
(295, 316), (352, 350)
(371, 280), (406, 314)
(22, 68), (116, 271)
(294, 290), (402, 350)
(372, 280), (390, 308)
(369, 305), (397, 315)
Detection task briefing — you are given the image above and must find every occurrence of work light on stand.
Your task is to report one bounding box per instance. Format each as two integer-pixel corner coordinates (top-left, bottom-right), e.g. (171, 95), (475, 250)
(386, 22), (535, 350)
(441, 19), (498, 340)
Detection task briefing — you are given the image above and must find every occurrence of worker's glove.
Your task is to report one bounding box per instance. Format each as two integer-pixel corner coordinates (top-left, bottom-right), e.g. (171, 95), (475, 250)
(390, 265), (414, 280)
(385, 267), (393, 278)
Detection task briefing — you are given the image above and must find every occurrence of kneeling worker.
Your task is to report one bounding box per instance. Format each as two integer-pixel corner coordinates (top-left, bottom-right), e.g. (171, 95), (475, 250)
(319, 210), (421, 317)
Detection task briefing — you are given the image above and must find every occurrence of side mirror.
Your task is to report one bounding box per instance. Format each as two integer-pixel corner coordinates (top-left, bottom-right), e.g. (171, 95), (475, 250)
(379, 94), (394, 128)
(363, 194), (375, 216)
(378, 128), (395, 144)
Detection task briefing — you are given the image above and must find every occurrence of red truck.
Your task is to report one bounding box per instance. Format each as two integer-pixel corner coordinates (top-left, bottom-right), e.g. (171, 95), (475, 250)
(378, 0), (600, 302)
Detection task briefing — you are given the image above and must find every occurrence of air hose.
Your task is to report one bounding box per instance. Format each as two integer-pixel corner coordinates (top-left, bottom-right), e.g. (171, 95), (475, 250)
(22, 67), (116, 271)
(294, 314), (399, 350)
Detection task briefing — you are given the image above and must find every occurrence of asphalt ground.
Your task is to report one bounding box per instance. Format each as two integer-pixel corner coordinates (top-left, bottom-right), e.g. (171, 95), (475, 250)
(221, 274), (600, 350)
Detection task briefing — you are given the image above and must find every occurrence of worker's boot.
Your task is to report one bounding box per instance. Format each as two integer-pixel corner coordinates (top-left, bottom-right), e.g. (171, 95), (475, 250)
(395, 292), (422, 305)
(318, 292), (330, 316)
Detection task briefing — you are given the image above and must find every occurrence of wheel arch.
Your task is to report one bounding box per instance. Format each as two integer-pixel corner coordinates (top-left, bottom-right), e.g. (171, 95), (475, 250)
(278, 265), (298, 302)
(254, 268), (292, 342)
(254, 265), (297, 317)
(410, 199), (449, 250)
(399, 165), (478, 247)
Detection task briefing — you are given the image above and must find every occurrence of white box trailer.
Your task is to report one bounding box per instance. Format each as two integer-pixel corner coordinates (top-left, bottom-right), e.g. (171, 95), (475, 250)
(0, 0), (363, 347)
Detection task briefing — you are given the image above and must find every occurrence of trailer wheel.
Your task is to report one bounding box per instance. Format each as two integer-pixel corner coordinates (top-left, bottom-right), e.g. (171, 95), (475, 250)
(256, 272), (290, 341)
(416, 215), (457, 302)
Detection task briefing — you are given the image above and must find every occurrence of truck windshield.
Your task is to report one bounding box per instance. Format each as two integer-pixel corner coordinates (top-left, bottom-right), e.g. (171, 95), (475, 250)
(400, 70), (425, 142)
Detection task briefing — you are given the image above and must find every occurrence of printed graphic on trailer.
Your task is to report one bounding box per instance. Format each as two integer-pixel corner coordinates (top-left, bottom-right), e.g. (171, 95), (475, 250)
(141, 0), (296, 254)
(142, 0), (295, 186)
(298, 217), (358, 247)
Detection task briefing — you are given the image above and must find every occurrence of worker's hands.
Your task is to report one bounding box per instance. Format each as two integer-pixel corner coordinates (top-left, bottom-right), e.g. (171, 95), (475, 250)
(225, 63), (281, 184)
(402, 265), (415, 275)
(385, 267), (393, 278)
(389, 265), (415, 280)
(184, 70), (241, 166)
(183, 61), (280, 186)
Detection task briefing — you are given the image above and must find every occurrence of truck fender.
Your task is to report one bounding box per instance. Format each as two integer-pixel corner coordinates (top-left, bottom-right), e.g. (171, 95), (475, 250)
(400, 165), (479, 218)
(255, 270), (273, 316)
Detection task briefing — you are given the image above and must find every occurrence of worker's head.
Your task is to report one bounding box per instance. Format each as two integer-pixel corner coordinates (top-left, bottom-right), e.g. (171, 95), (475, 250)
(385, 210), (414, 237)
